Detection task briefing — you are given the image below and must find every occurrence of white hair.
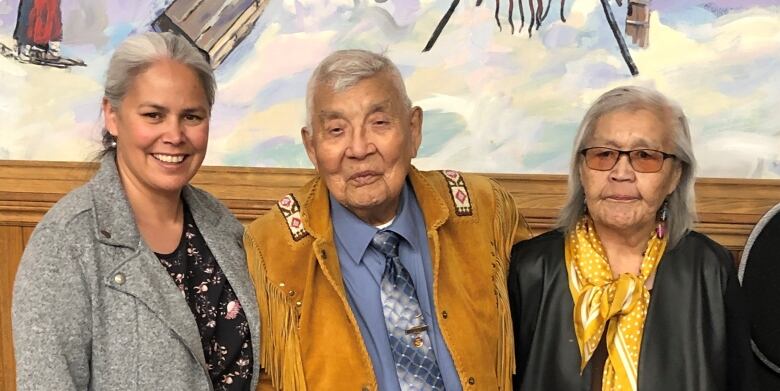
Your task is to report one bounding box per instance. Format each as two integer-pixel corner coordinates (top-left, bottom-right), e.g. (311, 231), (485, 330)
(557, 86), (698, 249)
(304, 49), (411, 132)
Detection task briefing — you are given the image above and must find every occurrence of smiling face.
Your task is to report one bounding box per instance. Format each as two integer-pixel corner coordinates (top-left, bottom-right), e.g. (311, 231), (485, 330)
(103, 58), (210, 199)
(302, 71), (422, 226)
(580, 108), (682, 236)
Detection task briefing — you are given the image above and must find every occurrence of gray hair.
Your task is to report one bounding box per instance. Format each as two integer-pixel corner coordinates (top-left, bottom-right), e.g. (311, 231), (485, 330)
(557, 86), (697, 249)
(304, 49), (411, 132)
(100, 32), (215, 154)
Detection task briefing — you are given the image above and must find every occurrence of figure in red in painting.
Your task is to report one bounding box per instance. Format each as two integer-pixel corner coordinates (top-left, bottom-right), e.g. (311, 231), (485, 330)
(13, 0), (63, 61)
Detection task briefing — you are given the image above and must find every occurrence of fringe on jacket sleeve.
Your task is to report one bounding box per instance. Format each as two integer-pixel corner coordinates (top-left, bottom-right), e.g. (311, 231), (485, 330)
(244, 232), (306, 391)
(491, 181), (520, 390)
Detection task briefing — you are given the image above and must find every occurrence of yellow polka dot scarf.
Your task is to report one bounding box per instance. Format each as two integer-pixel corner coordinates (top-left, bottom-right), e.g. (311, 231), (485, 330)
(565, 216), (667, 391)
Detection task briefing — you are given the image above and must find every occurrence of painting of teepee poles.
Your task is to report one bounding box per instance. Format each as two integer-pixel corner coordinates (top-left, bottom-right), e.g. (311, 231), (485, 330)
(424, 0), (650, 76)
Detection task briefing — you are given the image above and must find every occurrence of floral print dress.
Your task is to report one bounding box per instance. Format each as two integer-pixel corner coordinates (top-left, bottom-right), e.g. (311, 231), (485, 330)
(156, 205), (253, 390)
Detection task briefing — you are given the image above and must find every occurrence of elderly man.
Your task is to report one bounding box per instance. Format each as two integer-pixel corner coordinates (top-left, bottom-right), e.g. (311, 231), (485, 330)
(245, 49), (531, 391)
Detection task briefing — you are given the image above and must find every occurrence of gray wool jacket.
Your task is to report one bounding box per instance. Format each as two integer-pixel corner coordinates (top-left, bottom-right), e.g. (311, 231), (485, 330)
(12, 153), (261, 390)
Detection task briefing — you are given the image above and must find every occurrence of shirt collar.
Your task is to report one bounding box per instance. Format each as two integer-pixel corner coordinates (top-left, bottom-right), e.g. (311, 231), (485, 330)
(329, 181), (419, 265)
(389, 182), (421, 253)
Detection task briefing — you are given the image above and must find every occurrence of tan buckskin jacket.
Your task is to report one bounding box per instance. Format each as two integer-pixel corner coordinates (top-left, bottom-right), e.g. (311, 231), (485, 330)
(244, 167), (532, 390)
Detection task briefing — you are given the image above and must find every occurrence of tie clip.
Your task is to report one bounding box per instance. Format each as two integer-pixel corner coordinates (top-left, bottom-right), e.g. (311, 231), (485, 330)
(405, 324), (429, 335)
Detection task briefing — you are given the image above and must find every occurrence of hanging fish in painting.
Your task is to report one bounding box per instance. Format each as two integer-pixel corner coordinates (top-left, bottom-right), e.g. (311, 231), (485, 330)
(424, 0), (641, 76)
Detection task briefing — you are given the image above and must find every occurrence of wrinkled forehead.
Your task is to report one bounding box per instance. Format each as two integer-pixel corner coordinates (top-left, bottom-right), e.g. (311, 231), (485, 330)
(313, 73), (406, 109)
(587, 107), (675, 150)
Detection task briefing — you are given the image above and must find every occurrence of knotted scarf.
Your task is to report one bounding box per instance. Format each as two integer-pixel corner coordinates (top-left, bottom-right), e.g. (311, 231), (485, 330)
(565, 216), (667, 391)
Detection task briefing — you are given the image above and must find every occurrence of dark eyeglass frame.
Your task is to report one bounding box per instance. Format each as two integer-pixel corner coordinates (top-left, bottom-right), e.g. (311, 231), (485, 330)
(580, 147), (677, 173)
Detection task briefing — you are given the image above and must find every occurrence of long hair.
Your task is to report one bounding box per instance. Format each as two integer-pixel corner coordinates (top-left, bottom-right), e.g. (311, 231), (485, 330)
(557, 86), (697, 248)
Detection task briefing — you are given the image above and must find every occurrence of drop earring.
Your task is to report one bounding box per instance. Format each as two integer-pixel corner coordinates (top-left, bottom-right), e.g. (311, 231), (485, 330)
(656, 199), (669, 239)
(583, 195), (588, 215)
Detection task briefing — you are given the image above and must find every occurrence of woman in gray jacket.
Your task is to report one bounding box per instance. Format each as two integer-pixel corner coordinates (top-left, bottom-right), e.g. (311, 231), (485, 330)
(12, 32), (260, 390)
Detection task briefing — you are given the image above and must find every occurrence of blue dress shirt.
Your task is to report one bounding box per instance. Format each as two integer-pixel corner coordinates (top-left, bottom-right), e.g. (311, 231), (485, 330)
(330, 182), (462, 391)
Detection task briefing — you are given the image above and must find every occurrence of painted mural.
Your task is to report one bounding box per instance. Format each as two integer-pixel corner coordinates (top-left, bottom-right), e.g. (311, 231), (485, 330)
(0, 0), (778, 178)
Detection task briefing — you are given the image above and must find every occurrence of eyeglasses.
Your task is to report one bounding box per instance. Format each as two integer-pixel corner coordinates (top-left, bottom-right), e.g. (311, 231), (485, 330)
(580, 147), (676, 173)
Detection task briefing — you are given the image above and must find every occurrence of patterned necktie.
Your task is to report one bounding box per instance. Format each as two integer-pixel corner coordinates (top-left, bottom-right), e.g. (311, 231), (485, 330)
(370, 230), (445, 391)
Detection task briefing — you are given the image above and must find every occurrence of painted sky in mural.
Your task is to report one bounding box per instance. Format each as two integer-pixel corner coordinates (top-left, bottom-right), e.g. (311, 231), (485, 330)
(0, 0), (778, 178)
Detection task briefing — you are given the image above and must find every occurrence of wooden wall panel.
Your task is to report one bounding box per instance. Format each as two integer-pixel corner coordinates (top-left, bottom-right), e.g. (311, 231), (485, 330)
(21, 228), (33, 249)
(0, 160), (779, 390)
(0, 226), (22, 391)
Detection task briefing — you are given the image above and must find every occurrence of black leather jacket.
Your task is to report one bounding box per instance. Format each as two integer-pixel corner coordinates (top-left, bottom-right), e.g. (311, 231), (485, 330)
(508, 230), (753, 391)
(742, 206), (780, 391)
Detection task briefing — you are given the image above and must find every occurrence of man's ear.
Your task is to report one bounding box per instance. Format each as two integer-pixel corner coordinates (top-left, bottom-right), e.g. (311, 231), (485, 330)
(409, 106), (423, 158)
(301, 127), (318, 170)
(102, 98), (119, 137)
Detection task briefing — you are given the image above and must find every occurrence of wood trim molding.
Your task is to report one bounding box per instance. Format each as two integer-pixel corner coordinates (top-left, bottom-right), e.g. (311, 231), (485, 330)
(1, 160), (779, 391)
(1, 160), (779, 251)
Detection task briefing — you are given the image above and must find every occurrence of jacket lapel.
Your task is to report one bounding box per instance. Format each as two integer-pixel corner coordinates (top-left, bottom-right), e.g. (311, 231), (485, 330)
(408, 168), (450, 278)
(302, 170), (450, 295)
(301, 178), (347, 296)
(89, 153), (207, 370)
(184, 186), (262, 377)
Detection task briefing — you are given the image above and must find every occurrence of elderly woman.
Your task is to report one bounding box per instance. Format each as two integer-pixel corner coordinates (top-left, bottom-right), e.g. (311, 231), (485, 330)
(508, 86), (752, 391)
(13, 32), (260, 390)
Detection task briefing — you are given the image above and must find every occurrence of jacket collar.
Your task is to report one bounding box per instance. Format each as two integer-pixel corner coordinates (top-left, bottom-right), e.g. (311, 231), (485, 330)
(300, 177), (333, 240)
(182, 186), (221, 231)
(407, 166), (449, 232)
(88, 151), (234, 374)
(302, 166), (450, 240)
(89, 151), (142, 248)
(88, 151), (221, 249)
(297, 166), (450, 324)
